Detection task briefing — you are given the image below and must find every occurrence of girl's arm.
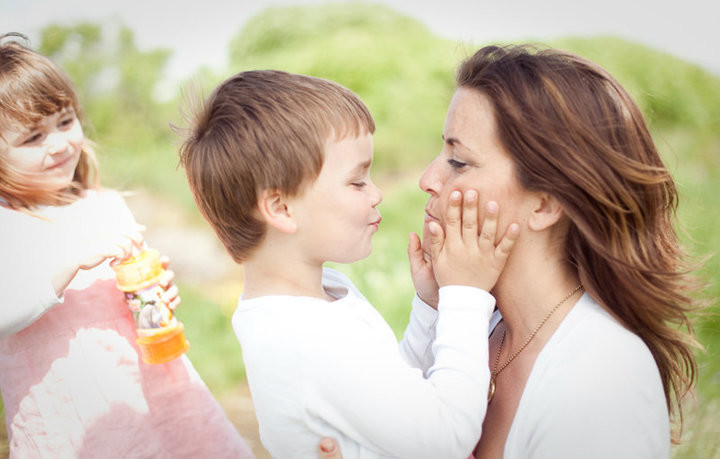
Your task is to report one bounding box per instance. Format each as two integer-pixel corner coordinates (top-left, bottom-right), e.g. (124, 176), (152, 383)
(0, 198), (143, 338)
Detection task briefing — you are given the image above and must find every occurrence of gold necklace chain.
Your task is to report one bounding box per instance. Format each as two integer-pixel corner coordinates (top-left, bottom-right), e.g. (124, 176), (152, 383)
(487, 283), (583, 402)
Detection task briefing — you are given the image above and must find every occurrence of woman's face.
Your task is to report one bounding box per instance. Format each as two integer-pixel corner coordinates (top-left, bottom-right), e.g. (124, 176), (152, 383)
(419, 87), (532, 243)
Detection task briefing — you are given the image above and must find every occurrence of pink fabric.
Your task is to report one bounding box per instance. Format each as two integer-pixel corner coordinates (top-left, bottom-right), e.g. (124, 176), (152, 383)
(0, 199), (253, 458)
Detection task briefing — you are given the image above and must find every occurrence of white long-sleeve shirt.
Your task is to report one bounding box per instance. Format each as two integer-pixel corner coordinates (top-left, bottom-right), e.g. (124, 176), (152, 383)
(439, 292), (670, 459)
(232, 268), (494, 459)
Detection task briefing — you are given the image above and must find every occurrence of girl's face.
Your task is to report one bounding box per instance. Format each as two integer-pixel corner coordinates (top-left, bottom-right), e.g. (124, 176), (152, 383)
(419, 88), (532, 242)
(1, 107), (84, 195)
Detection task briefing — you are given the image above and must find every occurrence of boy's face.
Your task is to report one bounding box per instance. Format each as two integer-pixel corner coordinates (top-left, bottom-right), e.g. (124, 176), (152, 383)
(289, 133), (383, 264)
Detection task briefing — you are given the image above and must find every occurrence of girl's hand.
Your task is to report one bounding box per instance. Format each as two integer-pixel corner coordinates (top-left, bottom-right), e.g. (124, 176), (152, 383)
(52, 224), (145, 296)
(159, 256), (181, 310)
(428, 190), (519, 291)
(81, 224), (145, 270)
(408, 221), (440, 308)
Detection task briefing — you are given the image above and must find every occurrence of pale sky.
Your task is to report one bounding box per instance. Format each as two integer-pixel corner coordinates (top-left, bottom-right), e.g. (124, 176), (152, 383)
(2, 0), (720, 89)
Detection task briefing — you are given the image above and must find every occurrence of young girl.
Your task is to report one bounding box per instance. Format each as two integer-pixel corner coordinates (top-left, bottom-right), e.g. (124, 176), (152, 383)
(0, 34), (254, 458)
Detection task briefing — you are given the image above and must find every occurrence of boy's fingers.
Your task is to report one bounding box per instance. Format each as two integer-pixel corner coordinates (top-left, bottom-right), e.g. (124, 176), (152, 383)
(495, 223), (520, 259)
(318, 438), (343, 459)
(479, 201), (499, 244)
(444, 190), (462, 235)
(407, 233), (424, 272)
(462, 190), (479, 244)
(427, 221), (445, 262)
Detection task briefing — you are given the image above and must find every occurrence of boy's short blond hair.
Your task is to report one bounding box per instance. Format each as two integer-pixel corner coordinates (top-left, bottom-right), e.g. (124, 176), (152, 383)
(179, 70), (375, 263)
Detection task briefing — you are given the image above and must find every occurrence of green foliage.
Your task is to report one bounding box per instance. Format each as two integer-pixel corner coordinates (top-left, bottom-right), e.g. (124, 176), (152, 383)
(551, 36), (720, 132)
(227, 3), (462, 170)
(37, 24), (178, 193)
(175, 284), (247, 393)
(2, 7), (719, 455)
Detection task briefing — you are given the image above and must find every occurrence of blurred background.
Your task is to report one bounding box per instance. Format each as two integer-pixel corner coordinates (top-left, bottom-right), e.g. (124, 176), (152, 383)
(2, 1), (719, 457)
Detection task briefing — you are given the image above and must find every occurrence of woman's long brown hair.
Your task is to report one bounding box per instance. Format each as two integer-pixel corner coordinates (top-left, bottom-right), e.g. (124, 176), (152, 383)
(457, 44), (703, 440)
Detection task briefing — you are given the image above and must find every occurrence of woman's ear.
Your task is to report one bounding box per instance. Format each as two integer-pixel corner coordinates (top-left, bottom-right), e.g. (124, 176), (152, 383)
(257, 189), (297, 234)
(527, 192), (565, 232)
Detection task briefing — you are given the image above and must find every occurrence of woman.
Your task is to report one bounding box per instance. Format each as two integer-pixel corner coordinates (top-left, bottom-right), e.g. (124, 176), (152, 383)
(320, 44), (701, 458)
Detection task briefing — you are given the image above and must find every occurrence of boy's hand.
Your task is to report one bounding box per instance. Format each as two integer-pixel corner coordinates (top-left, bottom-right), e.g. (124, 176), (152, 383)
(318, 438), (343, 459)
(408, 221), (440, 308)
(427, 190), (519, 291)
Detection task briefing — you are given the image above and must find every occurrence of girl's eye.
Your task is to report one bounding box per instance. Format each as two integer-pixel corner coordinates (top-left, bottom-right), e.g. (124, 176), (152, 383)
(23, 133), (42, 145)
(447, 159), (467, 169)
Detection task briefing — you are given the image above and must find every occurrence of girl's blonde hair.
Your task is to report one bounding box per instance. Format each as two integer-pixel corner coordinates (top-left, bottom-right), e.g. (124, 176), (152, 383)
(0, 33), (99, 209)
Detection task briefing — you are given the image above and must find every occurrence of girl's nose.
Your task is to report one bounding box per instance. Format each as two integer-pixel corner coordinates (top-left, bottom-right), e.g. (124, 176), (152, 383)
(46, 131), (69, 155)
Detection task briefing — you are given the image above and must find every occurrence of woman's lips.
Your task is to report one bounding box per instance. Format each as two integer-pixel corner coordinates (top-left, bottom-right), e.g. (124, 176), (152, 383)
(424, 209), (438, 223)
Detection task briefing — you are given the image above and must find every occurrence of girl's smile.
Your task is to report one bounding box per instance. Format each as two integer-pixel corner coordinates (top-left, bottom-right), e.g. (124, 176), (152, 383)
(1, 107), (83, 196)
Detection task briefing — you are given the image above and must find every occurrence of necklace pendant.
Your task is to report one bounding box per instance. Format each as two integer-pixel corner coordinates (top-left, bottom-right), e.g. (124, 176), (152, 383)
(488, 377), (496, 402)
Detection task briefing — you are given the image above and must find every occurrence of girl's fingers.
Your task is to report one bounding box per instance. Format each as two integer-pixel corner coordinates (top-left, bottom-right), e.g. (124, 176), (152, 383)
(159, 269), (175, 287)
(162, 284), (179, 303)
(461, 190), (479, 245)
(479, 201), (499, 244)
(168, 296), (181, 311)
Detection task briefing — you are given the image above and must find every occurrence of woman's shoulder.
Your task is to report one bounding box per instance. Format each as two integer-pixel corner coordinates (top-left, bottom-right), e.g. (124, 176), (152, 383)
(532, 293), (663, 396)
(555, 294), (651, 357)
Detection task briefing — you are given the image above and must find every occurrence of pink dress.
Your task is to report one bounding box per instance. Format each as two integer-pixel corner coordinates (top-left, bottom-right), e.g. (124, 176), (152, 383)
(0, 191), (253, 458)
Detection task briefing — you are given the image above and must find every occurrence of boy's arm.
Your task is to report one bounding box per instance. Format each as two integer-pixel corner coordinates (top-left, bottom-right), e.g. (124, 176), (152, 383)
(307, 192), (518, 458)
(306, 286), (494, 459)
(398, 294), (438, 372)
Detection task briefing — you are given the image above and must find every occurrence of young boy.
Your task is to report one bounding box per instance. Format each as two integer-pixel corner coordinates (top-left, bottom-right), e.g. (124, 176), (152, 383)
(179, 70), (516, 458)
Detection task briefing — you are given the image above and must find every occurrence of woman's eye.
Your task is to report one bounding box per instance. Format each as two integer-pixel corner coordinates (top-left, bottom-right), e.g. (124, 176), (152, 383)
(447, 159), (467, 169)
(351, 181), (367, 188)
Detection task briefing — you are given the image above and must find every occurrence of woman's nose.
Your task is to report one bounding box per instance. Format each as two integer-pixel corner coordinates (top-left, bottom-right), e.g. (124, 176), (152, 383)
(419, 156), (442, 195)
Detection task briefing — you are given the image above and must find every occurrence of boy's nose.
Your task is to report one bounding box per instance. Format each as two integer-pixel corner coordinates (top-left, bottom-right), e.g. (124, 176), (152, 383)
(371, 181), (383, 207)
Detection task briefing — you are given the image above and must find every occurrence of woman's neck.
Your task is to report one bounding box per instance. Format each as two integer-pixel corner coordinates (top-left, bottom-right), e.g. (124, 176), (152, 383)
(492, 249), (581, 344)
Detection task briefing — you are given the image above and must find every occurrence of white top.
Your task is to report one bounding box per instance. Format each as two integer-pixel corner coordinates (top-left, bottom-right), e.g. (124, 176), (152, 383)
(469, 293), (669, 458)
(232, 268), (494, 459)
(0, 190), (252, 458)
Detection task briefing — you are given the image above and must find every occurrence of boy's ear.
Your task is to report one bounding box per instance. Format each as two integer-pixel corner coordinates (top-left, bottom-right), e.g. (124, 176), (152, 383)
(527, 192), (565, 232)
(257, 189), (297, 234)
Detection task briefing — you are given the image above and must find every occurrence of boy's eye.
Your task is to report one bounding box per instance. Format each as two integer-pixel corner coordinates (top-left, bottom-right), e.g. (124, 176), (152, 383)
(59, 117), (74, 128)
(447, 159), (467, 169)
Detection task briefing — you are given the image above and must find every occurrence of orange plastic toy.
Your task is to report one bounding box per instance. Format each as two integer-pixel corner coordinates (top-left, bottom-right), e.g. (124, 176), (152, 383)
(114, 249), (189, 364)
